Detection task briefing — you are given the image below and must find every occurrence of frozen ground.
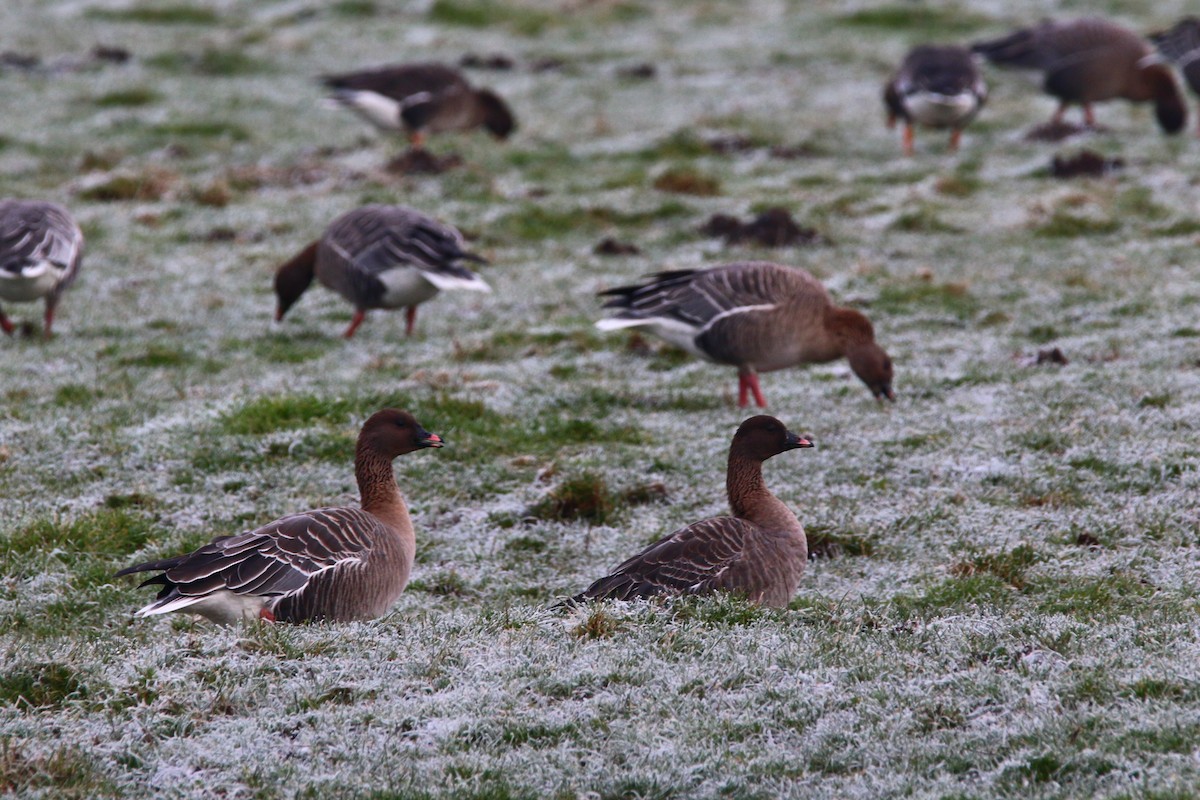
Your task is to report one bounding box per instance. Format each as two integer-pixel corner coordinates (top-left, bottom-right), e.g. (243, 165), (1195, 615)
(2, 0), (1200, 797)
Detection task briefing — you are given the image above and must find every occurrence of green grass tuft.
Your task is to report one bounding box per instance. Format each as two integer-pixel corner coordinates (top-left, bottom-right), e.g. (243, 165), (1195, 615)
(429, 0), (554, 35)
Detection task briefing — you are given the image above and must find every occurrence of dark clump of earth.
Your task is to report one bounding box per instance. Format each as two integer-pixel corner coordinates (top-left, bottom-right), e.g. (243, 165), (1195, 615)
(459, 53), (515, 71)
(1035, 347), (1069, 366)
(386, 149), (463, 175)
(699, 207), (825, 247)
(1050, 150), (1124, 178)
(594, 238), (641, 256)
(1026, 120), (1107, 142)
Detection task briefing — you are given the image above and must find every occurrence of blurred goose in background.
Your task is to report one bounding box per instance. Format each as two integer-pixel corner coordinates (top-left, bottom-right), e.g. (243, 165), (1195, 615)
(884, 45), (987, 155)
(971, 17), (1186, 134)
(0, 200), (83, 337)
(274, 204), (490, 338)
(321, 62), (516, 148)
(1149, 18), (1200, 136)
(596, 261), (894, 408)
(571, 415), (812, 608)
(118, 409), (443, 624)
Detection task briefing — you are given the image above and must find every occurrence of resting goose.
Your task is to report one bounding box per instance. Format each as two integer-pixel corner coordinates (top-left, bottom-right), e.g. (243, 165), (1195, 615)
(884, 45), (987, 155)
(596, 261), (894, 408)
(971, 17), (1186, 134)
(572, 415), (812, 608)
(0, 200), (83, 337)
(1149, 18), (1200, 136)
(117, 409), (442, 624)
(274, 204), (490, 338)
(322, 62), (516, 148)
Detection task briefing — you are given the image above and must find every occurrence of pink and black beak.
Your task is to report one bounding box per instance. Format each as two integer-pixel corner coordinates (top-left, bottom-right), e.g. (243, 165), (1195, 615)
(785, 431), (815, 450)
(418, 429), (445, 448)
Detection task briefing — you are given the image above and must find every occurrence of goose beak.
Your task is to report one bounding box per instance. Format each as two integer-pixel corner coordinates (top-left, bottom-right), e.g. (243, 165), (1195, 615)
(419, 431), (445, 448)
(876, 385), (895, 402)
(786, 432), (815, 449)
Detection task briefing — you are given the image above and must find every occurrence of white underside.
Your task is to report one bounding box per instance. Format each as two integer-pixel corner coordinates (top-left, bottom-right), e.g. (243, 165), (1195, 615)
(596, 316), (707, 359)
(137, 589), (270, 626)
(906, 92), (979, 127)
(332, 90), (404, 131)
(0, 261), (62, 302)
(377, 267), (490, 308)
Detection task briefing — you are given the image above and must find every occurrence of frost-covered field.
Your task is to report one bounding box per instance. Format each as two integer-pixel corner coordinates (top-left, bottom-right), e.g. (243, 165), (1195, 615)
(3, 0), (1200, 797)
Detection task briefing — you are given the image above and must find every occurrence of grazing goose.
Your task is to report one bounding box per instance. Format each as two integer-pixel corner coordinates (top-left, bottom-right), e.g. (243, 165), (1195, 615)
(321, 62), (516, 148)
(274, 204), (490, 338)
(971, 17), (1186, 134)
(1149, 18), (1200, 136)
(117, 409), (442, 624)
(572, 415), (812, 608)
(884, 45), (987, 155)
(596, 261), (894, 408)
(0, 200), (83, 337)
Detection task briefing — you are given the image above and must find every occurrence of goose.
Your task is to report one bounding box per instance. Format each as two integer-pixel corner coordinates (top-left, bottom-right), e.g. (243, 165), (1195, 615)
(0, 200), (83, 337)
(117, 409), (443, 624)
(971, 17), (1186, 134)
(321, 62), (516, 148)
(884, 45), (987, 155)
(274, 204), (490, 338)
(571, 415), (813, 608)
(596, 261), (894, 408)
(1149, 18), (1200, 136)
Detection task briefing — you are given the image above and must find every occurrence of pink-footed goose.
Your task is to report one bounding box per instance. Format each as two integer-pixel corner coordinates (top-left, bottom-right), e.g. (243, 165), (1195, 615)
(274, 204), (490, 338)
(117, 409), (442, 624)
(572, 415), (813, 608)
(971, 17), (1186, 134)
(0, 200), (84, 337)
(322, 62), (516, 149)
(596, 261), (894, 408)
(884, 45), (987, 155)
(1149, 18), (1200, 136)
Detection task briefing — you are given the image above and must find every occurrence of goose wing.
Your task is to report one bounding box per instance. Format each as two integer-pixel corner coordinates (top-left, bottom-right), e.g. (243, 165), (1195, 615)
(321, 63), (468, 104)
(326, 205), (488, 293)
(573, 516), (763, 602)
(117, 507), (382, 614)
(0, 200), (83, 288)
(599, 262), (820, 331)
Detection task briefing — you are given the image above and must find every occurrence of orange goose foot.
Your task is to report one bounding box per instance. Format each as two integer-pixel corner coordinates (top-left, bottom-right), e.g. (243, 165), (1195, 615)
(259, 608), (276, 624)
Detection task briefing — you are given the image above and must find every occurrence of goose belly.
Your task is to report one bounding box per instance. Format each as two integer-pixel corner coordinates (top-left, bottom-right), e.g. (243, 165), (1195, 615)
(335, 90), (403, 131)
(0, 261), (63, 302)
(905, 92), (977, 127)
(376, 267), (440, 309)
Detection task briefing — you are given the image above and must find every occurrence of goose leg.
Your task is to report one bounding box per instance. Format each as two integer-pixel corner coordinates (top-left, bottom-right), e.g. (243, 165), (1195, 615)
(409, 130), (426, 150)
(902, 123), (915, 156)
(1051, 102), (1068, 125)
(43, 298), (57, 338)
(737, 371), (767, 408)
(1082, 103), (1096, 127)
(343, 309), (367, 338)
(948, 128), (962, 152)
(0, 306), (12, 336)
(405, 306), (417, 336)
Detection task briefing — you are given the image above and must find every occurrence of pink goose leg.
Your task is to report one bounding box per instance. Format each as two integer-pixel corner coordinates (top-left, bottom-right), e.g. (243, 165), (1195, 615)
(343, 310), (366, 338)
(737, 371), (767, 408)
(405, 306), (418, 336)
(43, 300), (57, 338)
(0, 308), (13, 336)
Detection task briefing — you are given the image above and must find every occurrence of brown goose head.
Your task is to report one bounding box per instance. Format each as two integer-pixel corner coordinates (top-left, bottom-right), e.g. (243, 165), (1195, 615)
(1144, 65), (1187, 134)
(475, 89), (516, 139)
(274, 241), (319, 321)
(359, 409), (445, 457)
(732, 415), (814, 462)
(847, 342), (895, 402)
